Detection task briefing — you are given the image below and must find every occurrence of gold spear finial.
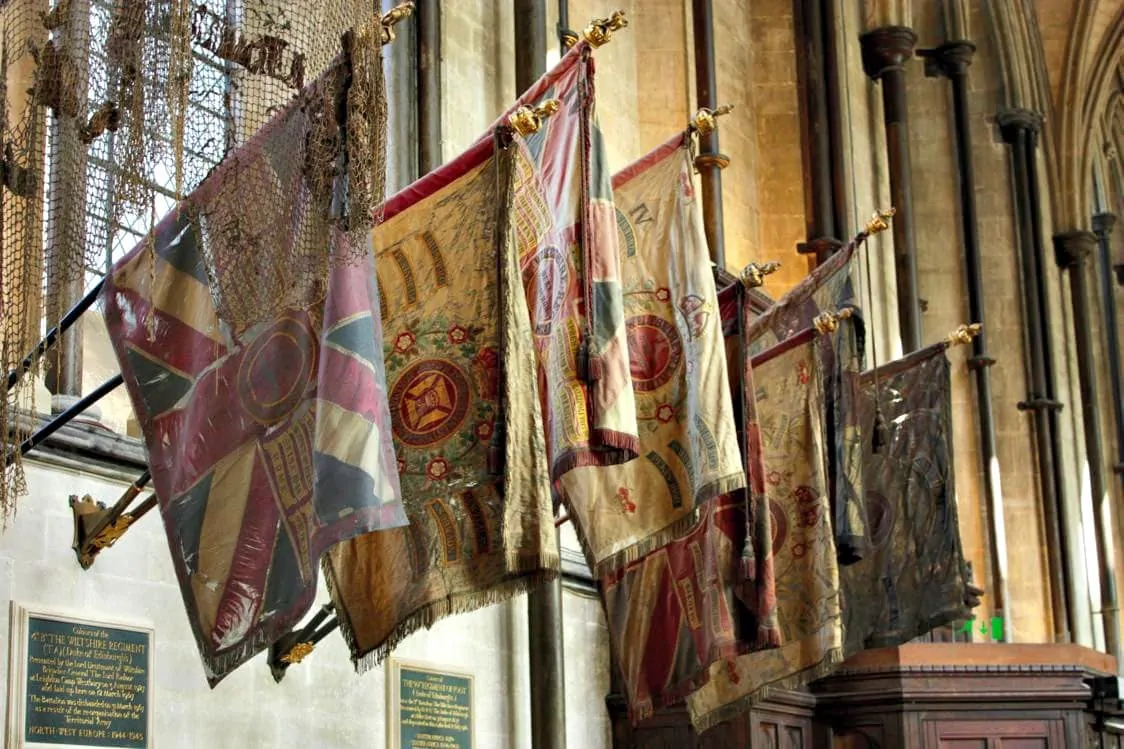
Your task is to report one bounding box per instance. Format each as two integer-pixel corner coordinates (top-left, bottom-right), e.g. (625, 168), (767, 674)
(946, 323), (982, 346)
(739, 260), (780, 288)
(380, 2), (415, 44)
(509, 99), (561, 136)
(583, 10), (628, 48)
(690, 104), (735, 136)
(864, 207), (896, 236)
(813, 307), (855, 336)
(561, 29), (580, 49)
(281, 641), (315, 664)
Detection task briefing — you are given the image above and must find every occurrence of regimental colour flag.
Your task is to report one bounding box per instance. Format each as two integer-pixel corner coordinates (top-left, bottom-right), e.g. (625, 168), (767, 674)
(325, 130), (557, 668)
(102, 77), (407, 684)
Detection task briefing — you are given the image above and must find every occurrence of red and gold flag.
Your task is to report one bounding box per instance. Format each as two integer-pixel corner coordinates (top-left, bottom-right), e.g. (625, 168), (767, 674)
(485, 41), (640, 477)
(686, 326), (844, 732)
(567, 134), (745, 720)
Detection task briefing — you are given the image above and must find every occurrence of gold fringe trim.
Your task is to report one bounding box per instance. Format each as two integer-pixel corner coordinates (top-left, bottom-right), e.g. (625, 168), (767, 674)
(325, 552), (561, 675)
(689, 642), (845, 734)
(590, 471), (747, 578)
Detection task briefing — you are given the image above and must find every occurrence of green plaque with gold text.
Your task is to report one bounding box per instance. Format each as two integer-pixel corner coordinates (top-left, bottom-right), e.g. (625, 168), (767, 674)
(389, 659), (474, 749)
(7, 605), (152, 749)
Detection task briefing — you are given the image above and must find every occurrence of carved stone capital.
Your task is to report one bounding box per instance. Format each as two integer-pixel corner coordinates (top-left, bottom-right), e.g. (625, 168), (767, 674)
(918, 40), (976, 79)
(997, 108), (1043, 144)
(1053, 230), (1098, 269)
(860, 25), (918, 79)
(1093, 212), (1117, 240)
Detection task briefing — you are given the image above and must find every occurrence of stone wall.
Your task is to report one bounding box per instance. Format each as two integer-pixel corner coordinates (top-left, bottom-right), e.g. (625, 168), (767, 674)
(0, 459), (611, 748)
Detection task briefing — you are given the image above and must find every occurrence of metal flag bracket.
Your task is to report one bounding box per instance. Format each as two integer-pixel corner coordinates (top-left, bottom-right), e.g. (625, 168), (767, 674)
(582, 10), (628, 48)
(738, 260), (781, 289)
(69, 470), (155, 570)
(268, 603), (340, 683)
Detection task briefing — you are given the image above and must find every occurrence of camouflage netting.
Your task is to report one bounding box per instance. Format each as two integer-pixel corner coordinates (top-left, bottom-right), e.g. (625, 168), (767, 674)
(0, 0), (399, 521)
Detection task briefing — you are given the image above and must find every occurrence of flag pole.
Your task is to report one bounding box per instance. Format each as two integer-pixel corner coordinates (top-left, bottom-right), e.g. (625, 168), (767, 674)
(3, 373), (123, 468)
(4, 278), (104, 393)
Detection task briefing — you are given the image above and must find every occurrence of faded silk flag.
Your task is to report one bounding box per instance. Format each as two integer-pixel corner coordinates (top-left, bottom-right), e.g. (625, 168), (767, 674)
(324, 133), (557, 668)
(719, 282), (788, 653)
(743, 245), (868, 565)
(840, 342), (971, 655)
(102, 83), (406, 684)
(483, 40), (640, 477)
(561, 133), (744, 573)
(686, 327), (844, 732)
(567, 134), (745, 719)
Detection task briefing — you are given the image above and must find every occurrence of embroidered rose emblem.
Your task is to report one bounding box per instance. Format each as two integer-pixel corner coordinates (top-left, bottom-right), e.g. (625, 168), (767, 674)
(656, 404), (675, 423)
(725, 660), (741, 685)
(616, 487), (637, 513)
(766, 470), (784, 486)
(793, 485), (820, 527)
(473, 347), (500, 399)
(426, 457), (450, 480)
(394, 331), (416, 354)
(792, 543), (807, 559)
(796, 360), (809, 385)
(448, 325), (469, 344)
(475, 421), (494, 441)
(679, 171), (694, 199)
(655, 287), (671, 302)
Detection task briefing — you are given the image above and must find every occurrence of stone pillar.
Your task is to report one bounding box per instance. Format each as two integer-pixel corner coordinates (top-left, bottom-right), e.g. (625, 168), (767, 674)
(920, 38), (1009, 636)
(692, 0), (727, 269)
(859, 25), (922, 353)
(515, 3), (567, 747)
(998, 108), (1073, 642)
(1092, 213), (1124, 488)
(1055, 229), (1121, 663)
(42, 0), (91, 407)
(416, 0), (441, 175)
(794, 0), (843, 263)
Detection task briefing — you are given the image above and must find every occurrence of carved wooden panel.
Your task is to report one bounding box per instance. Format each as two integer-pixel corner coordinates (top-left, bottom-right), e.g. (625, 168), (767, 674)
(922, 718), (1064, 747)
(750, 707), (812, 748)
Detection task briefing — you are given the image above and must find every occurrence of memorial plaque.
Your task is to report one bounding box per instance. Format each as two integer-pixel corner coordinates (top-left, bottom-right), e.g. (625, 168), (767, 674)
(7, 604), (153, 749)
(388, 659), (474, 749)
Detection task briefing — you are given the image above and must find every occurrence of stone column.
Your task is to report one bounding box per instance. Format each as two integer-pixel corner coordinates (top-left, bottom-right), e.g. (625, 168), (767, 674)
(1092, 213), (1124, 489)
(416, 0), (441, 175)
(859, 25), (922, 353)
(692, 0), (727, 269)
(794, 0), (843, 263)
(998, 108), (1073, 642)
(515, 3), (567, 747)
(1055, 229), (1122, 661)
(920, 38), (1009, 636)
(42, 0), (91, 406)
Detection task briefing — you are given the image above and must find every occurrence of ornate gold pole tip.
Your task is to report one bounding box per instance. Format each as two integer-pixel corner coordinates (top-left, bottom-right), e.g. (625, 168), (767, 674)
(583, 10), (628, 47)
(864, 207), (896, 235)
(380, 1), (416, 44)
(946, 322), (982, 346)
(509, 98), (561, 136)
(690, 104), (734, 136)
(738, 260), (780, 288)
(281, 641), (315, 664)
(813, 307), (855, 335)
(561, 29), (580, 49)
